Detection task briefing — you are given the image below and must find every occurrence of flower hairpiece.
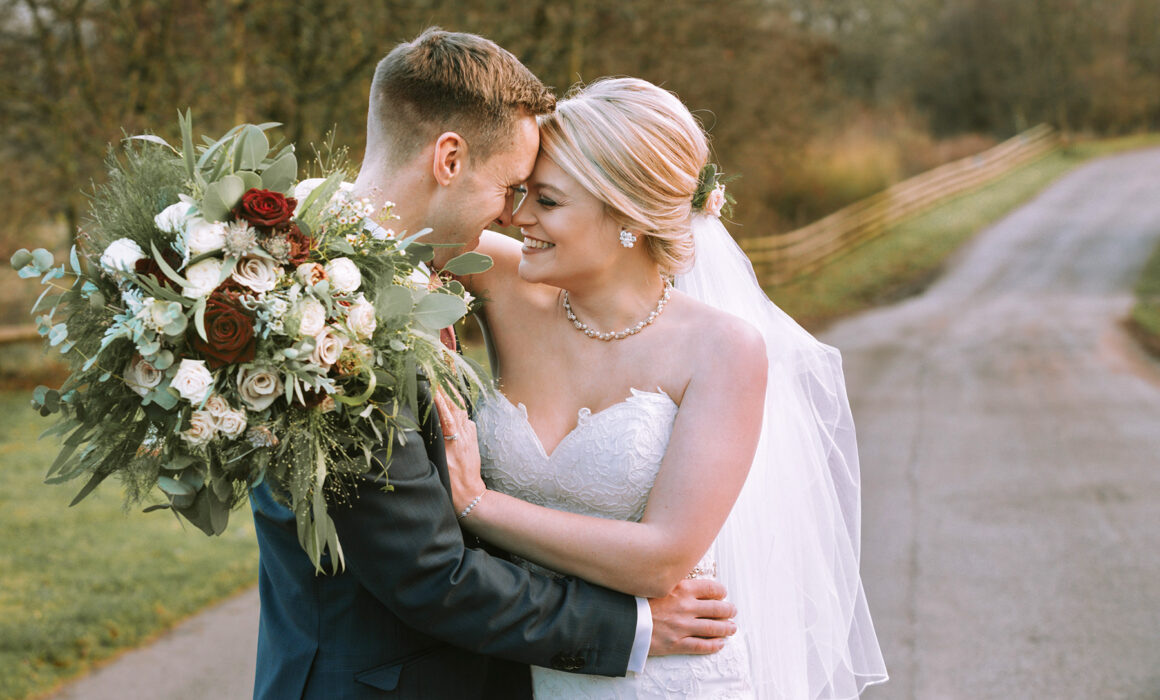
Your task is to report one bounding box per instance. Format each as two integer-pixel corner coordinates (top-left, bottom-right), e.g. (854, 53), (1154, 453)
(692, 163), (737, 219)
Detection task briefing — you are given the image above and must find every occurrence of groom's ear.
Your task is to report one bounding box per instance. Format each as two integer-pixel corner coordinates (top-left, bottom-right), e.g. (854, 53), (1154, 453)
(432, 132), (467, 186)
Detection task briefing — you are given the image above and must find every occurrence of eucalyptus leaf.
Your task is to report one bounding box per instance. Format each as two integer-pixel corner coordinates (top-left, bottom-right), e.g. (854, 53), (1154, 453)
(374, 285), (414, 321)
(31, 248), (54, 271)
(68, 470), (112, 506)
(128, 134), (177, 153)
(236, 124), (269, 171)
(236, 170), (262, 192)
(261, 151), (298, 194)
(413, 293), (467, 332)
(179, 108), (196, 180)
(159, 474), (196, 497)
(440, 251), (494, 275)
(10, 248), (32, 269)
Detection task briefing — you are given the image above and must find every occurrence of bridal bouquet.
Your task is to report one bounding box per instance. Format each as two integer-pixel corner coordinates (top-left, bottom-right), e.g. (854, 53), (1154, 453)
(11, 112), (489, 571)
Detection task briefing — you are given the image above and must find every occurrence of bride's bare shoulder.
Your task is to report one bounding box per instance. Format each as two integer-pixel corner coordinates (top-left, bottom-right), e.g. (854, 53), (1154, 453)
(671, 292), (766, 371)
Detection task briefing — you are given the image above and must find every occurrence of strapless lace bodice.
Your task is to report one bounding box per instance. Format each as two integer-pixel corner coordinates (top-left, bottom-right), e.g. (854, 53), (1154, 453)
(476, 388), (754, 699)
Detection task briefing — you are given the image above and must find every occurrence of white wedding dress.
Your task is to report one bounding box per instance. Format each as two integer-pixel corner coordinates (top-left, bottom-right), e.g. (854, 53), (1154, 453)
(475, 214), (886, 699)
(476, 388), (755, 699)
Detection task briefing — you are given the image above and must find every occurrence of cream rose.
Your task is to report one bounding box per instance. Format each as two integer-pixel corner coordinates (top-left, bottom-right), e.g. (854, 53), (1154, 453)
(232, 256), (280, 293)
(100, 238), (146, 274)
(292, 178), (354, 213)
(324, 257), (361, 293)
(215, 408), (247, 439)
(704, 185), (727, 218)
(346, 295), (377, 340)
(182, 410), (217, 447)
(154, 202), (191, 234)
(171, 359), (214, 404)
(311, 329), (347, 368)
(237, 366), (283, 411)
(182, 258), (224, 298)
(185, 219), (228, 255)
(293, 298), (326, 337)
(296, 262), (327, 287)
(123, 355), (163, 397)
(204, 394), (232, 419)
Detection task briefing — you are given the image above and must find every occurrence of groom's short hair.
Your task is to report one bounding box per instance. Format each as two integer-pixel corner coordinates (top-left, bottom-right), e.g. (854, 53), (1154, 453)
(368, 27), (555, 166)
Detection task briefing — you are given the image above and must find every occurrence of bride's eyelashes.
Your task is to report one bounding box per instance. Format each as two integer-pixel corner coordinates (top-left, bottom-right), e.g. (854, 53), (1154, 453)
(536, 196), (559, 208)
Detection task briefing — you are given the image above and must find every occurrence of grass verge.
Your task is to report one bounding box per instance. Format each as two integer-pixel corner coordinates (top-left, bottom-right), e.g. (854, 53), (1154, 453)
(768, 133), (1160, 329)
(0, 393), (258, 700)
(1129, 242), (1160, 358)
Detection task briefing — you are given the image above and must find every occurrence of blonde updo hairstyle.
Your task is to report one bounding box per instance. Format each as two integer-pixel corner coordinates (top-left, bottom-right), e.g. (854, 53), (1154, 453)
(537, 77), (710, 275)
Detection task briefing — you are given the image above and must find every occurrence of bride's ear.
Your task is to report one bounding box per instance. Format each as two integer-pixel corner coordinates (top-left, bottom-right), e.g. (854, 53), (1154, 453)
(432, 132), (466, 186)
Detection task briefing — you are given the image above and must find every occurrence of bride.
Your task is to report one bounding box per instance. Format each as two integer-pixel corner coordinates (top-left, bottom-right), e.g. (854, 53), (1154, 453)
(436, 77), (887, 698)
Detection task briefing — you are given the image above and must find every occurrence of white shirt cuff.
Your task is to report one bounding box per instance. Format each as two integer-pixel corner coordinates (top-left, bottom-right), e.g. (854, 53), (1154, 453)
(626, 596), (652, 674)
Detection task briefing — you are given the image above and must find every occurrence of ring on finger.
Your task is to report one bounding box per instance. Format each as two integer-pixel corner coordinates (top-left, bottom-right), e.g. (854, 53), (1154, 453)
(443, 433), (458, 441)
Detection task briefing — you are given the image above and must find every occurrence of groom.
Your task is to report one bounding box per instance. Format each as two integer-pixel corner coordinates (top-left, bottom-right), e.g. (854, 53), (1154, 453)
(250, 27), (735, 699)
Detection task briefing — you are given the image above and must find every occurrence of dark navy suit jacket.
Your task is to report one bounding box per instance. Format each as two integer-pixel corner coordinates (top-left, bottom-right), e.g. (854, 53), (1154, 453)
(251, 388), (638, 699)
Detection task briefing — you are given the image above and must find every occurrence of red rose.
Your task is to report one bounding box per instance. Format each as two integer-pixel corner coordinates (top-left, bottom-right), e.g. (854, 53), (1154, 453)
(134, 248), (184, 290)
(189, 294), (256, 369)
(234, 188), (297, 229)
(280, 223), (315, 265)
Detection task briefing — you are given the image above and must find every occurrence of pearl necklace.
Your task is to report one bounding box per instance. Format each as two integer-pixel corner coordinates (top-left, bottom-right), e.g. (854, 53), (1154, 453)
(562, 282), (672, 341)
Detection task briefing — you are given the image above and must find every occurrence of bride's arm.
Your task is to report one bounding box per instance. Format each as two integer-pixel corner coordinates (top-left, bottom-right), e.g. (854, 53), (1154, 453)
(439, 319), (767, 599)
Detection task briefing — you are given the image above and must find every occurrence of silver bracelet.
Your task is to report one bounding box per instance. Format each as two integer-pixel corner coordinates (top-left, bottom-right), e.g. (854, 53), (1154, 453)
(457, 491), (485, 520)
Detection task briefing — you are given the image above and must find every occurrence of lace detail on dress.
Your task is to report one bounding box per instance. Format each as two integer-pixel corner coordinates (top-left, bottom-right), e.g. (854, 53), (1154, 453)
(476, 388), (754, 699)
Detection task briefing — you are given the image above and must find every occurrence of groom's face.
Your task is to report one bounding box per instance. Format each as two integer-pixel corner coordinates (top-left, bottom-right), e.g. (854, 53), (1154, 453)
(430, 114), (539, 267)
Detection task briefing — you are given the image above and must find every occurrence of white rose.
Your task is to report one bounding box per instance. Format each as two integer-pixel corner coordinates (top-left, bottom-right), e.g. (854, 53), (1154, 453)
(232, 256), (280, 293)
(296, 262), (327, 287)
(324, 257), (361, 293)
(182, 258), (224, 298)
(292, 178), (354, 212)
(155, 202), (192, 234)
(296, 298), (326, 337)
(237, 366), (284, 411)
(100, 238), (145, 274)
(185, 219), (228, 255)
(310, 328), (347, 368)
(215, 408), (247, 439)
(204, 394), (232, 419)
(171, 359), (214, 404)
(346, 295), (377, 340)
(182, 410), (217, 447)
(123, 355), (163, 397)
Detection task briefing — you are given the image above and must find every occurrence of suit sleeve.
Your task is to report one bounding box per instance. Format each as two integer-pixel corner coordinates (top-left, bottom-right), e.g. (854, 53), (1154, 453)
(328, 397), (638, 677)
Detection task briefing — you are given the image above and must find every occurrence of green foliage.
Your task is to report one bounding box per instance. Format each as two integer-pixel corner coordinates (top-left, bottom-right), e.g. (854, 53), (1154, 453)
(0, 393), (257, 700)
(1130, 235), (1160, 357)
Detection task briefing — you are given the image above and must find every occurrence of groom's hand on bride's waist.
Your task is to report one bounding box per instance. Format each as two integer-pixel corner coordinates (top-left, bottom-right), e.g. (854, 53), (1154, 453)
(647, 579), (737, 656)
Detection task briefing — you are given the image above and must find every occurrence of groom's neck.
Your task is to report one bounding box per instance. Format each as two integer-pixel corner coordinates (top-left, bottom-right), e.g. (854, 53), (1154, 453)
(352, 155), (427, 236)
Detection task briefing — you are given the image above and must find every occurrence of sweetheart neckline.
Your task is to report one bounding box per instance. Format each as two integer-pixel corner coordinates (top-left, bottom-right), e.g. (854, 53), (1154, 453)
(487, 387), (677, 460)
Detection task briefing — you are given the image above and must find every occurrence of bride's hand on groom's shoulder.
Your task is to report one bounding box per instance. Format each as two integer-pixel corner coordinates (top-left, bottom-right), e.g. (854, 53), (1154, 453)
(648, 579), (738, 656)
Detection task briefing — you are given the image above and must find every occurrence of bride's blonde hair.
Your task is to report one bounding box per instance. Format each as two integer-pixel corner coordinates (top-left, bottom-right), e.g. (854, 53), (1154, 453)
(537, 77), (709, 274)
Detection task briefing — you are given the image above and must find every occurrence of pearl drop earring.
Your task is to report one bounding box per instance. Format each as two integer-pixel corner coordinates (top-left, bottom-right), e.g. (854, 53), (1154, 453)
(619, 230), (637, 248)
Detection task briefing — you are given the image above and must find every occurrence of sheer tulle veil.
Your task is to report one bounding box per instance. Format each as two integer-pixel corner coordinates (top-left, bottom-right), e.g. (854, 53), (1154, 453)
(674, 214), (888, 699)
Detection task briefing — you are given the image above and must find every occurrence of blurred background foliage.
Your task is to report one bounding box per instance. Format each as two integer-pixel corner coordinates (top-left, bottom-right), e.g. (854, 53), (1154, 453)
(2, 0), (1159, 328)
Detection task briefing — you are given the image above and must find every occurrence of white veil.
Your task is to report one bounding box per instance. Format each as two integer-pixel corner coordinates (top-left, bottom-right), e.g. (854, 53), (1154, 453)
(675, 214), (888, 699)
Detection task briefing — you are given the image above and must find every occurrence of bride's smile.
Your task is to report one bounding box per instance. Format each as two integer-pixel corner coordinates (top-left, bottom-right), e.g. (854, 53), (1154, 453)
(520, 232), (555, 251)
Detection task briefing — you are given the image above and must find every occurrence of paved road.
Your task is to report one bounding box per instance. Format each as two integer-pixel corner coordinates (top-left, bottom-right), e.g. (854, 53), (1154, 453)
(838, 147), (1160, 700)
(49, 148), (1160, 700)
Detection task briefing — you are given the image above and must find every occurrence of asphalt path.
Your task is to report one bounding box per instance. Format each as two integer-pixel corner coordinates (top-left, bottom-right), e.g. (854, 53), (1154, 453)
(841, 147), (1160, 700)
(47, 147), (1160, 700)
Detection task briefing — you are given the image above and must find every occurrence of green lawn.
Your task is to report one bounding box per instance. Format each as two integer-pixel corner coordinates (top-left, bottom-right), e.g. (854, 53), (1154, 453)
(1130, 240), (1160, 357)
(0, 392), (258, 700)
(768, 133), (1160, 329)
